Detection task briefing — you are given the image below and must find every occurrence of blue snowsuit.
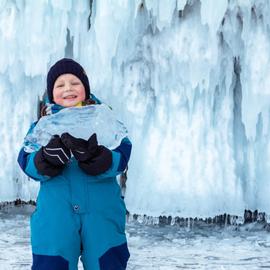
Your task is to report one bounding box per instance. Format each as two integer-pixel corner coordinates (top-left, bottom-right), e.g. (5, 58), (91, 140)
(17, 97), (132, 270)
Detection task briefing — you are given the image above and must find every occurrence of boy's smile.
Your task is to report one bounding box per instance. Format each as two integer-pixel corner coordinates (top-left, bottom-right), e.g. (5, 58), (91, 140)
(53, 73), (86, 107)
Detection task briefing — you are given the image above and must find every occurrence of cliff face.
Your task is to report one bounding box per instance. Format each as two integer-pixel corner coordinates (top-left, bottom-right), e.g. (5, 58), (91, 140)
(1, 1), (270, 217)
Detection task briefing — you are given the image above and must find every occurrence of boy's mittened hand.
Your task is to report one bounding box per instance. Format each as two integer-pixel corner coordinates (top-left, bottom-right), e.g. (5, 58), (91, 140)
(34, 135), (71, 177)
(42, 135), (71, 166)
(34, 151), (65, 177)
(61, 133), (98, 162)
(78, 146), (112, 176)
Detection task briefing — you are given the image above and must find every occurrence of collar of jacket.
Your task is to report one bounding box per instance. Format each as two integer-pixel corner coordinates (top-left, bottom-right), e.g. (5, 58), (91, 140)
(50, 103), (65, 114)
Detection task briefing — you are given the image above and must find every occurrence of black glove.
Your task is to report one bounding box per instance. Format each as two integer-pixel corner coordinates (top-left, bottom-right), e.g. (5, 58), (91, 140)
(34, 135), (71, 177)
(61, 133), (98, 162)
(61, 133), (112, 175)
(78, 145), (112, 176)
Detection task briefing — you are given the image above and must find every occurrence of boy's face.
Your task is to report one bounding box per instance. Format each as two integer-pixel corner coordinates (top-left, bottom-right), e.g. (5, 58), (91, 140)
(53, 73), (86, 107)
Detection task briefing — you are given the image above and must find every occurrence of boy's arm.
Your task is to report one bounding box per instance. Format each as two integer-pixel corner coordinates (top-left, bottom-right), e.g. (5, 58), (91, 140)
(17, 148), (50, 182)
(61, 131), (132, 178)
(94, 137), (132, 179)
(17, 122), (70, 182)
(17, 122), (50, 182)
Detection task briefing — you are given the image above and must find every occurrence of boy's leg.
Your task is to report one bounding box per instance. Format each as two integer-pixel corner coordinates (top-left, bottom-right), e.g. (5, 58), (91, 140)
(30, 195), (81, 270)
(80, 180), (130, 270)
(80, 212), (130, 270)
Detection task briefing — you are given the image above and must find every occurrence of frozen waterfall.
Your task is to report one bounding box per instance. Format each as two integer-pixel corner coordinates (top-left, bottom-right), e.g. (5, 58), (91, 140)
(0, 0), (270, 218)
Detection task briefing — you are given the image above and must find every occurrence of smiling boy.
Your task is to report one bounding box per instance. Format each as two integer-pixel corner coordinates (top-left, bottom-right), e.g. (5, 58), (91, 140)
(17, 58), (132, 270)
(53, 73), (86, 107)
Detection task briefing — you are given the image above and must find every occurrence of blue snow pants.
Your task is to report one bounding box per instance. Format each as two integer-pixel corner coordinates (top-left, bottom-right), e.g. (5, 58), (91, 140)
(28, 157), (130, 270)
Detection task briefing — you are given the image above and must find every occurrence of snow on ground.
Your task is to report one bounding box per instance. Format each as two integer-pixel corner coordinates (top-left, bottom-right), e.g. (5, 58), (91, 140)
(0, 205), (270, 270)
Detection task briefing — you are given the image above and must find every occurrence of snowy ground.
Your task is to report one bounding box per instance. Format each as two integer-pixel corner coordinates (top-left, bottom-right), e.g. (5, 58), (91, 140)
(1, 205), (270, 270)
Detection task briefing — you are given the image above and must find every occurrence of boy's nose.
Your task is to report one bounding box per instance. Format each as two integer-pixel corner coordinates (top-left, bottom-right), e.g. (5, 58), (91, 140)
(64, 83), (72, 91)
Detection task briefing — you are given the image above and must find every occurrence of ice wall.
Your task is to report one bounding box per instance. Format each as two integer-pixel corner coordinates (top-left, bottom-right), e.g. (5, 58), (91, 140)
(1, 0), (270, 218)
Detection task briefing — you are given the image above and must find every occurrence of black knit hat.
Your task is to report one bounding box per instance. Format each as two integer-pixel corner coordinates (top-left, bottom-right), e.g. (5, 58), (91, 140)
(47, 58), (90, 103)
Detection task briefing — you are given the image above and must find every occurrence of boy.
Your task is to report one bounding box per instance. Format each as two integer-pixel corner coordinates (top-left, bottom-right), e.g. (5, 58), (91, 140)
(17, 58), (132, 270)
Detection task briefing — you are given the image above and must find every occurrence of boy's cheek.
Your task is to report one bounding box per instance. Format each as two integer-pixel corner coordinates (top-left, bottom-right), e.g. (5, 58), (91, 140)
(52, 92), (64, 105)
(53, 96), (66, 106)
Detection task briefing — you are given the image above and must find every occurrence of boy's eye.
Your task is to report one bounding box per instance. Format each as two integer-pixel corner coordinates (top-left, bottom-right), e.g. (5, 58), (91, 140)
(56, 84), (64, 88)
(71, 82), (80, 85)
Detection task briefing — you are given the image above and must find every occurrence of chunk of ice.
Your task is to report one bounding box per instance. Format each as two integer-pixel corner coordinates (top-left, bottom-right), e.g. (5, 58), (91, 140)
(23, 104), (128, 152)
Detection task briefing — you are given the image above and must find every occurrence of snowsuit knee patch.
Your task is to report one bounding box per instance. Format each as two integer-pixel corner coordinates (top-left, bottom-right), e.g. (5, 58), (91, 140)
(99, 242), (130, 270)
(32, 253), (69, 270)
